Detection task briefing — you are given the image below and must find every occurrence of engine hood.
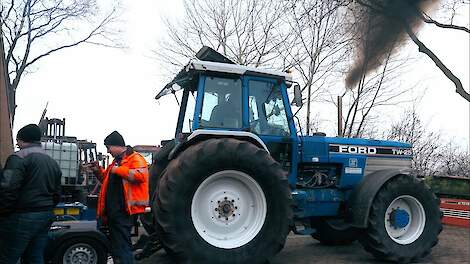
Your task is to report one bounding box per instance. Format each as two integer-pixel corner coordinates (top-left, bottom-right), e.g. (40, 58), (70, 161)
(299, 135), (412, 163)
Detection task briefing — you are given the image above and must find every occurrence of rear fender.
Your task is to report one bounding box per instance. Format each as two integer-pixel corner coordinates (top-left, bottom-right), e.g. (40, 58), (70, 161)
(169, 130), (269, 160)
(346, 169), (412, 228)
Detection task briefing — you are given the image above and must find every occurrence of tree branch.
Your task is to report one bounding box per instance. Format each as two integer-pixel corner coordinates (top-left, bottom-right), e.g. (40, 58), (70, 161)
(404, 24), (470, 102)
(419, 11), (470, 34)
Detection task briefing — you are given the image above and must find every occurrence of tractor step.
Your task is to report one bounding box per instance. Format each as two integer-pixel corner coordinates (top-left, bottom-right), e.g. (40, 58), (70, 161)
(291, 222), (316, 236)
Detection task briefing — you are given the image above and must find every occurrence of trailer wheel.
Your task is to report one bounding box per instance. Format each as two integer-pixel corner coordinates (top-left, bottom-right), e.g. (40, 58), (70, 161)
(311, 218), (360, 245)
(359, 175), (442, 263)
(153, 138), (292, 264)
(53, 237), (107, 264)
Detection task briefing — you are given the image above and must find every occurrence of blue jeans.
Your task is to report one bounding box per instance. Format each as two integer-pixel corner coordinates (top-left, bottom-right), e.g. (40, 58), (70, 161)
(107, 213), (134, 264)
(0, 211), (54, 264)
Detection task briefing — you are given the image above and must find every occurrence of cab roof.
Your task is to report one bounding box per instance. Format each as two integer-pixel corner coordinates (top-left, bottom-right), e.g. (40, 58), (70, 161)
(155, 47), (293, 100)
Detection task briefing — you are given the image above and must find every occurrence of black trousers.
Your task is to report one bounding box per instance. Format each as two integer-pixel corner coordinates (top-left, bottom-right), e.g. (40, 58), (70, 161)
(107, 213), (134, 264)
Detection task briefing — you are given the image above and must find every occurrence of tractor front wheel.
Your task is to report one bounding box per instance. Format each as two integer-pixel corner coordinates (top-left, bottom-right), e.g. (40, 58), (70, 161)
(153, 138), (292, 264)
(359, 175), (442, 263)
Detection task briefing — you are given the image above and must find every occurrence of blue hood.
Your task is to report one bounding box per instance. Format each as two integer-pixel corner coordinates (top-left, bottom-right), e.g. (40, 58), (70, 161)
(299, 135), (412, 163)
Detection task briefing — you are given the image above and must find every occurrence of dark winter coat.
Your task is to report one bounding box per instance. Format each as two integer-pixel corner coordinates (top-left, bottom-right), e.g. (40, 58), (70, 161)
(0, 143), (62, 216)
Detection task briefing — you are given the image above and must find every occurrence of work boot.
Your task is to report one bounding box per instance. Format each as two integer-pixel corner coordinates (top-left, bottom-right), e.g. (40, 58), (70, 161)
(134, 237), (163, 260)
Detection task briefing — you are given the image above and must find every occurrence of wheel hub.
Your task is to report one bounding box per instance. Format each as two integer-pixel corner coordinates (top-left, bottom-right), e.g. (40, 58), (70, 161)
(73, 251), (90, 263)
(390, 208), (410, 229)
(216, 198), (237, 219)
(64, 245), (96, 264)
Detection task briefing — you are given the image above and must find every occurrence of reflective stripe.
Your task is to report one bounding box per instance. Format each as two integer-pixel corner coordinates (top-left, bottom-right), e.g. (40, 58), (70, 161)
(125, 180), (132, 197)
(128, 168), (149, 182)
(133, 168), (149, 174)
(128, 200), (149, 206)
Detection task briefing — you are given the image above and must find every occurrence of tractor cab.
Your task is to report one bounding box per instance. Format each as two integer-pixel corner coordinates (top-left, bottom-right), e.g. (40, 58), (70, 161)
(155, 47), (300, 173)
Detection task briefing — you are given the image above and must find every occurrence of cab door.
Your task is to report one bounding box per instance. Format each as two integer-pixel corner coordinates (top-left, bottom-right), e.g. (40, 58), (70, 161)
(243, 77), (298, 183)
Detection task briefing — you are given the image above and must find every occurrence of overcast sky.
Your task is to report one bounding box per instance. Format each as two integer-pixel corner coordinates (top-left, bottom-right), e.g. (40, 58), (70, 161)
(11, 0), (470, 154)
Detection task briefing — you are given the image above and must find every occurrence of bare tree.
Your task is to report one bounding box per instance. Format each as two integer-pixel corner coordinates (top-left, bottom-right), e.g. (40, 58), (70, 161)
(0, 0), (121, 125)
(156, 0), (289, 75)
(350, 0), (470, 102)
(437, 142), (470, 177)
(279, 0), (352, 134)
(386, 107), (442, 177)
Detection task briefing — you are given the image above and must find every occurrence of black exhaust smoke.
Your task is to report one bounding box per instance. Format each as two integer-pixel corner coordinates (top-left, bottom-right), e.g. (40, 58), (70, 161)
(345, 0), (439, 88)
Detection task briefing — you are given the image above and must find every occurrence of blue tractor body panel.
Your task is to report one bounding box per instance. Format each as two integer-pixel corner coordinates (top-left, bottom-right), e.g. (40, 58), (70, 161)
(292, 189), (344, 218)
(292, 135), (412, 217)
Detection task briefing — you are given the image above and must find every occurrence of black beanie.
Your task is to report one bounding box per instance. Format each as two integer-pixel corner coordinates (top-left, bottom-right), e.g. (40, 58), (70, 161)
(17, 124), (42, 143)
(104, 131), (125, 147)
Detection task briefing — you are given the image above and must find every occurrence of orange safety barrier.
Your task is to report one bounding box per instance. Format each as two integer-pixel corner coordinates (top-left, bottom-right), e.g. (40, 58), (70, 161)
(440, 198), (470, 228)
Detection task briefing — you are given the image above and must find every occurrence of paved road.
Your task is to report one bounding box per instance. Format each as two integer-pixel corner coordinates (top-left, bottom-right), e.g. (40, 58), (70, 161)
(137, 226), (470, 264)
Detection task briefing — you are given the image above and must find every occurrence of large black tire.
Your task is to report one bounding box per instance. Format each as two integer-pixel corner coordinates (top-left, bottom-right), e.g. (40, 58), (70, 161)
(146, 139), (175, 234)
(153, 138), (292, 264)
(149, 139), (175, 199)
(311, 218), (360, 245)
(359, 175), (442, 263)
(51, 237), (108, 264)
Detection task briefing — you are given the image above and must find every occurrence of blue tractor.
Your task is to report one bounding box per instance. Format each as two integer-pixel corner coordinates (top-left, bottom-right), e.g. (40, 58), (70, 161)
(151, 47), (441, 264)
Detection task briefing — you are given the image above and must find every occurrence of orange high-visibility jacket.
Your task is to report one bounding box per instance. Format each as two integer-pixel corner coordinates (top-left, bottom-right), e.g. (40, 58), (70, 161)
(97, 151), (149, 221)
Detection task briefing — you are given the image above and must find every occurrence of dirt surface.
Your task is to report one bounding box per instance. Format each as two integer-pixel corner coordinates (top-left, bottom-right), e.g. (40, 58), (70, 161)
(136, 225), (470, 264)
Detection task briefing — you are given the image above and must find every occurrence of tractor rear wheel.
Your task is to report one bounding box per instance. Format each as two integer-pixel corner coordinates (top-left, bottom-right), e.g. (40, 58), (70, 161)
(311, 218), (360, 245)
(359, 175), (442, 263)
(153, 138), (292, 264)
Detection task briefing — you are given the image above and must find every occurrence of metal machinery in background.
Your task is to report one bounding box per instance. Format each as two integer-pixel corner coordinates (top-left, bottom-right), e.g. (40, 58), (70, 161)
(133, 145), (161, 165)
(39, 117), (107, 203)
(40, 117), (112, 264)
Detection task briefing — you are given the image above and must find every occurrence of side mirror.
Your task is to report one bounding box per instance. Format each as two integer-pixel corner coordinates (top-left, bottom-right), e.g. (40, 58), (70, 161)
(292, 84), (303, 107)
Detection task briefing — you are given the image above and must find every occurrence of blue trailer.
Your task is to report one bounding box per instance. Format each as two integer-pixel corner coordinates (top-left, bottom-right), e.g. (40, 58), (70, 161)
(150, 47), (441, 264)
(44, 203), (109, 264)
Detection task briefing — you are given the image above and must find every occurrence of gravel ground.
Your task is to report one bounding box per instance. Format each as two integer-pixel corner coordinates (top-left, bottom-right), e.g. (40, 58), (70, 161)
(136, 225), (470, 264)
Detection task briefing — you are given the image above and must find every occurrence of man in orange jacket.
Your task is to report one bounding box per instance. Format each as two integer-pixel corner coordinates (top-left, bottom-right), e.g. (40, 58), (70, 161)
(90, 131), (149, 264)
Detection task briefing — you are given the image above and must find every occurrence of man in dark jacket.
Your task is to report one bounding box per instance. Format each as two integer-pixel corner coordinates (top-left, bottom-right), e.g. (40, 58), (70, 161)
(0, 124), (62, 264)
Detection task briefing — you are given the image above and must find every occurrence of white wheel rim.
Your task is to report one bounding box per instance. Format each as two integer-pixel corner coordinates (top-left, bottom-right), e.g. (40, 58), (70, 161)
(191, 170), (267, 249)
(385, 195), (426, 245)
(63, 243), (97, 264)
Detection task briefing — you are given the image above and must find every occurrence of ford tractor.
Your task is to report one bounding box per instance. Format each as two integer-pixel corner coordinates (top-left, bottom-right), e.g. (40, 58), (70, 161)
(150, 47), (441, 264)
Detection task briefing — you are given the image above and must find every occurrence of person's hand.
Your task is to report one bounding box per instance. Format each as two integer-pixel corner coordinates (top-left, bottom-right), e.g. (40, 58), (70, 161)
(83, 161), (100, 173)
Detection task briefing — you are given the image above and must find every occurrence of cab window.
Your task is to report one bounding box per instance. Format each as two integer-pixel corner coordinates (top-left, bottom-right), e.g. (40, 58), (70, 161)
(248, 80), (290, 136)
(199, 77), (242, 129)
